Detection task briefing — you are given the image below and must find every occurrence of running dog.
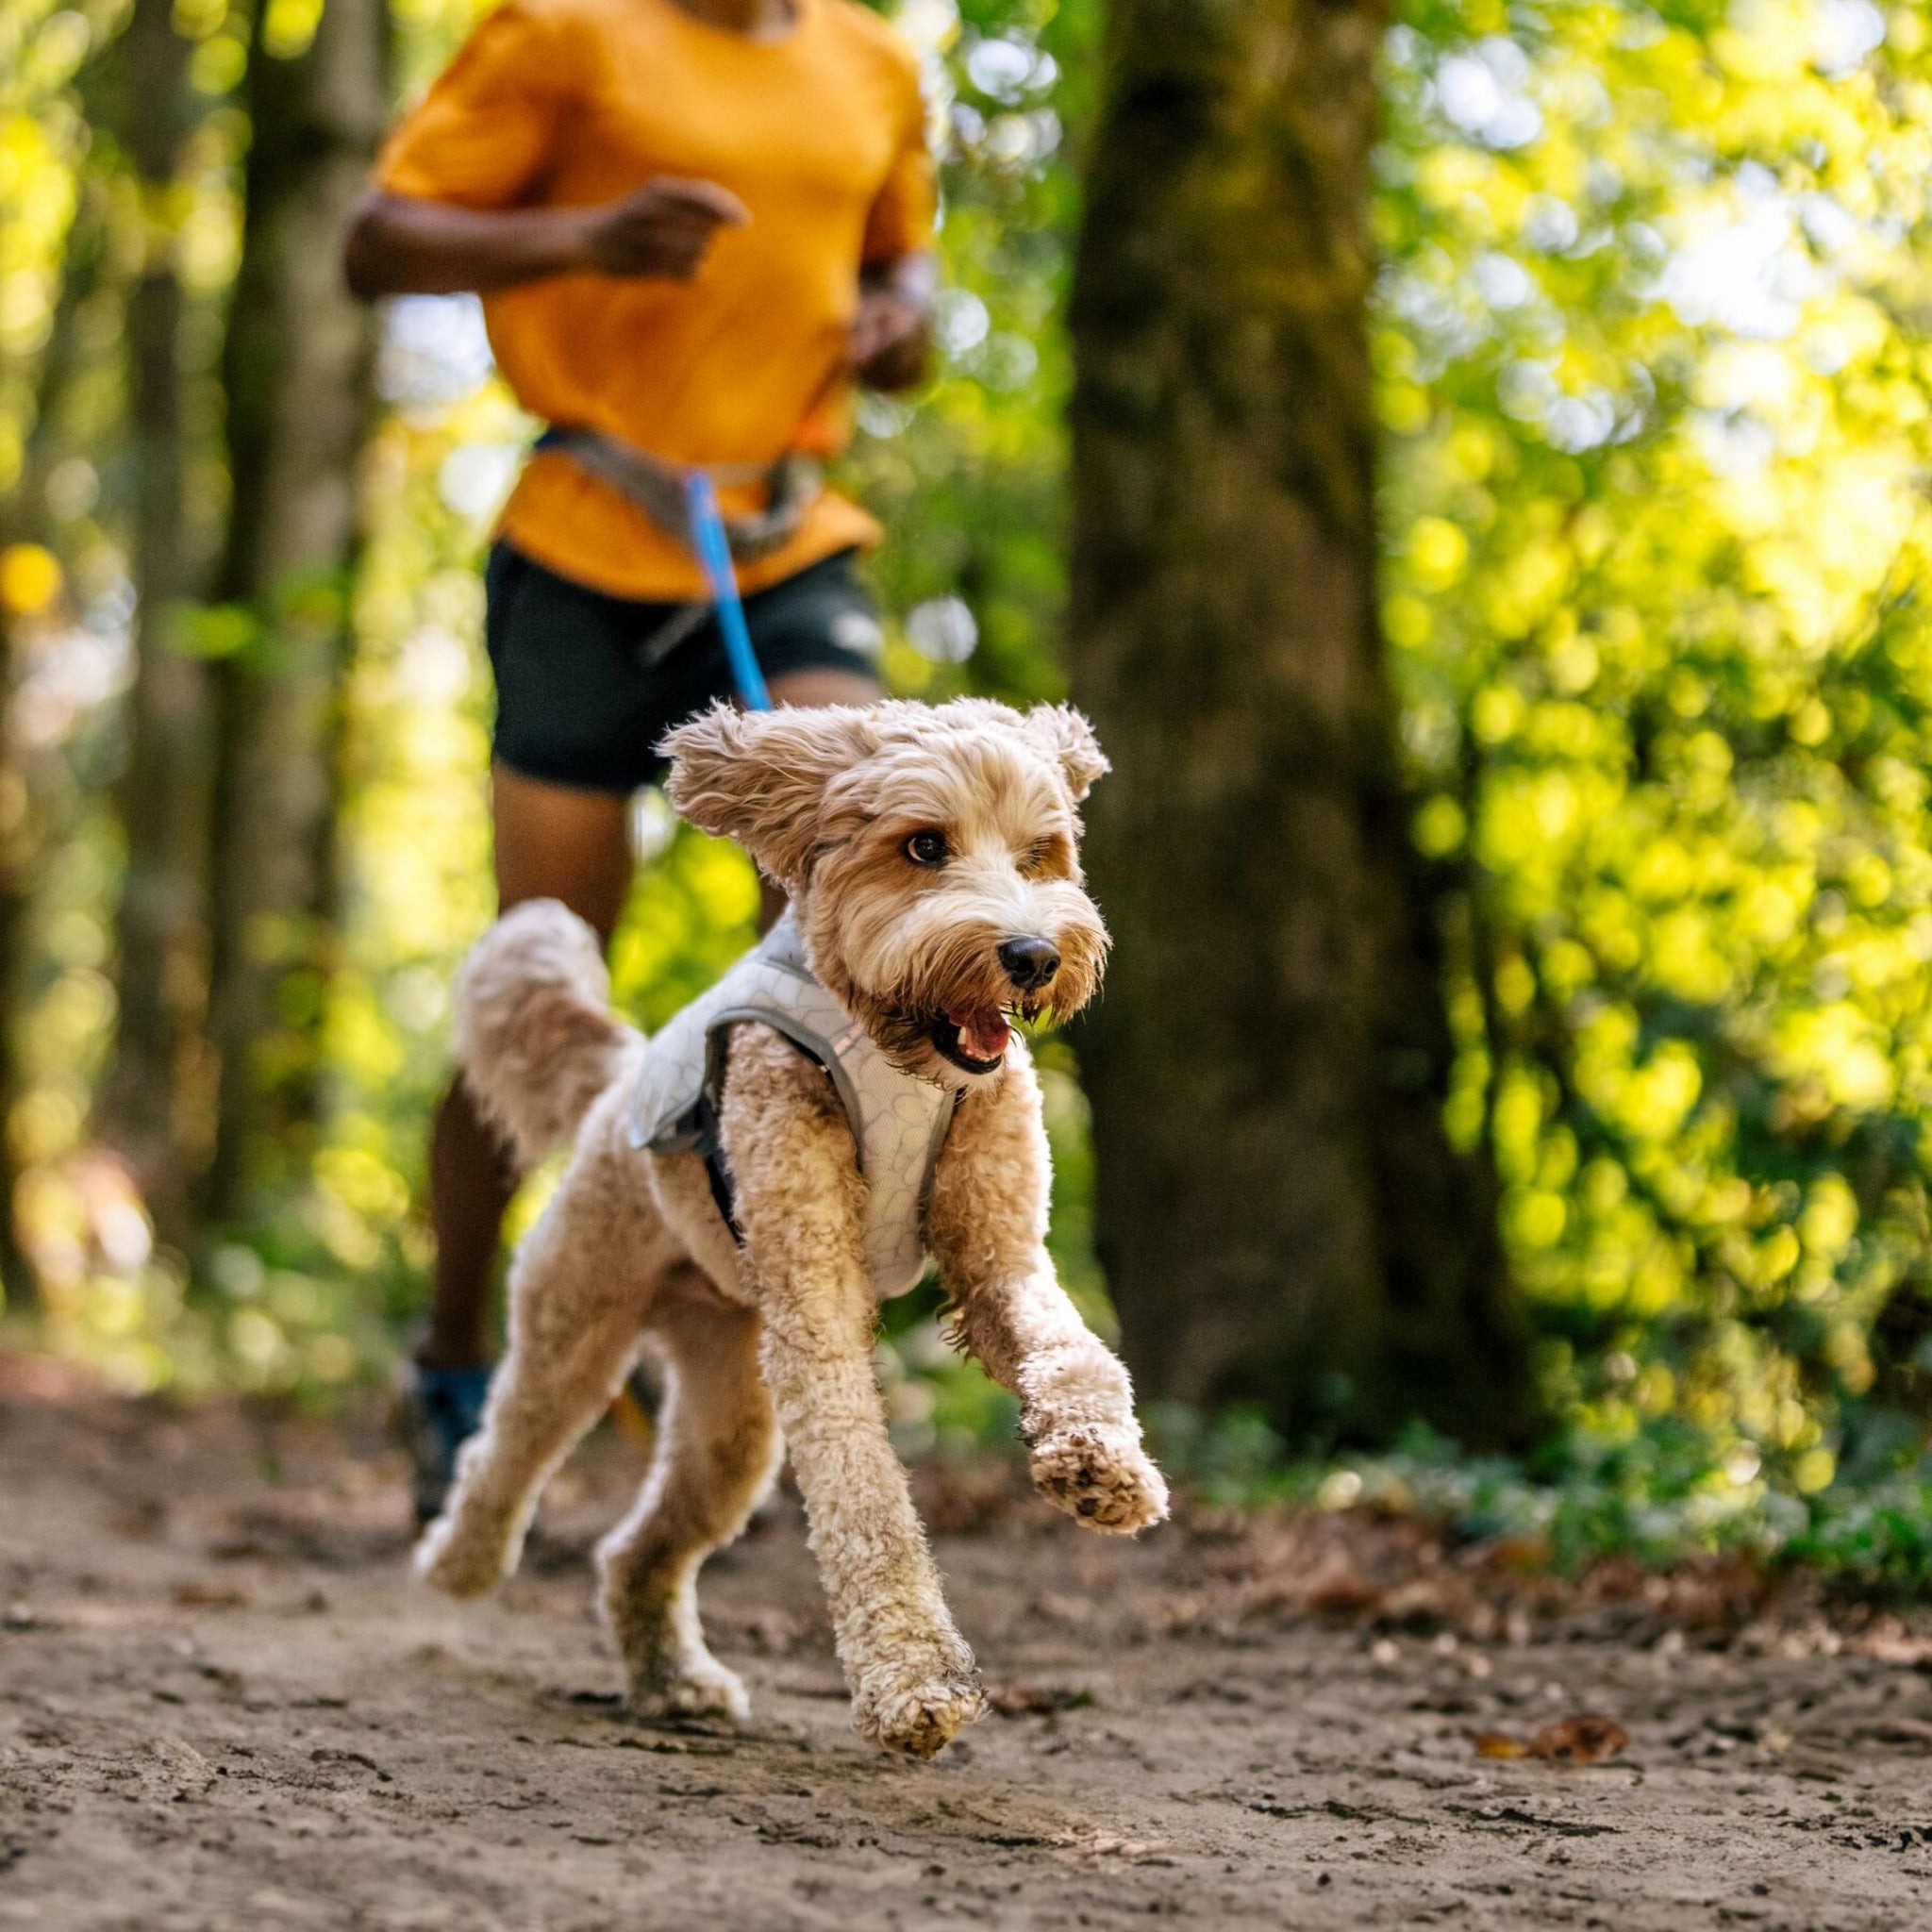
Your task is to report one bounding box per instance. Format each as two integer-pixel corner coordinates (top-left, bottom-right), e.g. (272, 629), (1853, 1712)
(415, 697), (1168, 1759)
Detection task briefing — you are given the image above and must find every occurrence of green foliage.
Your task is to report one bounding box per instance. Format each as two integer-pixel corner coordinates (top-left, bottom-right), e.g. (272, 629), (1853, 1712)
(1377, 0), (1932, 1500)
(6, 0), (1932, 1579)
(851, 0), (1095, 708)
(1155, 1406), (1932, 1594)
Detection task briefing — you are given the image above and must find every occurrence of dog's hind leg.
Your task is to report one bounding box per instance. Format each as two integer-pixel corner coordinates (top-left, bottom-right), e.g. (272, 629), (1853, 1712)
(594, 1265), (778, 1722)
(417, 1109), (675, 1599)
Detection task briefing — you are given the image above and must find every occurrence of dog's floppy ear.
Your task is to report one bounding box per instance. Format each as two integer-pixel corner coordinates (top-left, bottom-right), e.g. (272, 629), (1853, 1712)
(661, 701), (874, 885)
(1024, 704), (1109, 803)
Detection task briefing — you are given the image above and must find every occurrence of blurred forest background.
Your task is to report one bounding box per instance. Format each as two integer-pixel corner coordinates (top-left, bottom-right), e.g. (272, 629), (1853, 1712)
(6, 0), (1932, 1583)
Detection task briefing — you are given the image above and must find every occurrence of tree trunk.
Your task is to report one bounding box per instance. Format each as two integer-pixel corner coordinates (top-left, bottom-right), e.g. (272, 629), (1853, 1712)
(0, 176), (110, 1316)
(1065, 0), (1529, 1444)
(202, 0), (384, 1224)
(94, 0), (218, 1251)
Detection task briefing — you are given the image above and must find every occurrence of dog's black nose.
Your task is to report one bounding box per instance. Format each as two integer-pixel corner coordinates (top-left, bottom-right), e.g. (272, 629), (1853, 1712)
(998, 936), (1060, 991)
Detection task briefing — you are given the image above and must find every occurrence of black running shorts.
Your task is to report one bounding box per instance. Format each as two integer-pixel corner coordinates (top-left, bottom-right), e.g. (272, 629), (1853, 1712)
(483, 541), (884, 794)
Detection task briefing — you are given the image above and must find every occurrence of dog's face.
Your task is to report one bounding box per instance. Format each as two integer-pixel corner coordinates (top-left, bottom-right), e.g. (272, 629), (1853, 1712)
(662, 697), (1110, 1088)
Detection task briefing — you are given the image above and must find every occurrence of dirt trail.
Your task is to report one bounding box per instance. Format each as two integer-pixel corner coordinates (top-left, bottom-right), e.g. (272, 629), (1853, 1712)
(5, 1364), (1932, 1931)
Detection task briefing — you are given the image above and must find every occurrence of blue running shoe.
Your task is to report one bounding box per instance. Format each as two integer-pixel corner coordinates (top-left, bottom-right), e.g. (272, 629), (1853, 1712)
(397, 1361), (495, 1525)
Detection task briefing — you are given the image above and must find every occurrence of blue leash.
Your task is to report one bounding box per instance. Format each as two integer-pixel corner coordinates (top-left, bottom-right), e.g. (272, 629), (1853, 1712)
(532, 425), (774, 711)
(684, 470), (773, 711)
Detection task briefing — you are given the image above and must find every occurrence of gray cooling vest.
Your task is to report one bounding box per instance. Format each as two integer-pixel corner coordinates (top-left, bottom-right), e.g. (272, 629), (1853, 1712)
(626, 916), (958, 1300)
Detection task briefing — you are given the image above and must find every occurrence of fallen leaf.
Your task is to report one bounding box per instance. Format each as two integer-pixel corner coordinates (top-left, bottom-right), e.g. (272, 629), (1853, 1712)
(1472, 1731), (1530, 1759)
(988, 1681), (1095, 1718)
(1529, 1714), (1629, 1764)
(1300, 1552), (1386, 1618)
(173, 1581), (254, 1610)
(1376, 1574), (1481, 1631)
(1471, 1713), (1628, 1765)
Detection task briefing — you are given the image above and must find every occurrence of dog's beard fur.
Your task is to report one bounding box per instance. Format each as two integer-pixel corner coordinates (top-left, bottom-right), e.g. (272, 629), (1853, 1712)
(808, 869), (1108, 1086)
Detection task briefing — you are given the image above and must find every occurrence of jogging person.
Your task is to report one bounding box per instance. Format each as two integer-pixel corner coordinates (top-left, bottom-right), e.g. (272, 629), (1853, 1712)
(343, 0), (935, 1515)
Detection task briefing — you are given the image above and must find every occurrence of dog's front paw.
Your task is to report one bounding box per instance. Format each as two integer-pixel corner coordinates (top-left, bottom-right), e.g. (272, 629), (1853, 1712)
(414, 1509), (513, 1599)
(853, 1648), (986, 1760)
(1027, 1421), (1170, 1534)
(626, 1653), (750, 1725)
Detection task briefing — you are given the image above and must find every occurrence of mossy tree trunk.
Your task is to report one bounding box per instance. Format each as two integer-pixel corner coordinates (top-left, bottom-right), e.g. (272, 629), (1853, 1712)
(1065, 0), (1529, 1444)
(203, 0), (384, 1224)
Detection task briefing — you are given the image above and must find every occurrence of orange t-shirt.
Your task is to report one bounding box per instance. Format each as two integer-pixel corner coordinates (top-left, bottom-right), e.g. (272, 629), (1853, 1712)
(376, 0), (934, 600)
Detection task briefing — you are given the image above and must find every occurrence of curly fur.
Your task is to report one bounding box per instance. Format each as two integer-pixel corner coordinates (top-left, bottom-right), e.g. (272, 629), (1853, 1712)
(419, 699), (1166, 1760)
(453, 899), (639, 1165)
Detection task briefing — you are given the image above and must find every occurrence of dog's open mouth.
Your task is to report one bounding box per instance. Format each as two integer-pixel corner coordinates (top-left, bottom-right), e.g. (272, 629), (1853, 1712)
(933, 1005), (1013, 1074)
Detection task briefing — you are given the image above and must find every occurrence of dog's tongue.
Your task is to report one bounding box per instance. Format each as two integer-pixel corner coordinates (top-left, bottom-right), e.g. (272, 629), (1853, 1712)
(949, 1007), (1010, 1064)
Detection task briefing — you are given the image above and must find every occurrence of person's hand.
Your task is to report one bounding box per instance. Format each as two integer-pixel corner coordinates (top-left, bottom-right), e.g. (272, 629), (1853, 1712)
(849, 284), (932, 391)
(575, 177), (749, 280)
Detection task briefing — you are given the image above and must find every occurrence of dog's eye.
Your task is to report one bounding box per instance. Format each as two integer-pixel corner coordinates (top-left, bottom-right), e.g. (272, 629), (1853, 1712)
(905, 830), (949, 868)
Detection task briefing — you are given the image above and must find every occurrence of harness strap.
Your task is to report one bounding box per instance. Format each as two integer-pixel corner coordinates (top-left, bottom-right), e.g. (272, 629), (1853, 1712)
(680, 1023), (852, 1249)
(625, 914), (960, 1297)
(535, 425), (822, 562)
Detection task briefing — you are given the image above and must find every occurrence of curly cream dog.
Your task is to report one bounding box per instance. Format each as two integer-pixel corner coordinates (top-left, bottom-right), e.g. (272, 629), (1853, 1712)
(415, 697), (1167, 1758)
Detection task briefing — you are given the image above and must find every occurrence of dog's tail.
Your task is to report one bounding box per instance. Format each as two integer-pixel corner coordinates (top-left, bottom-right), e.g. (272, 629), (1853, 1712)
(454, 900), (640, 1166)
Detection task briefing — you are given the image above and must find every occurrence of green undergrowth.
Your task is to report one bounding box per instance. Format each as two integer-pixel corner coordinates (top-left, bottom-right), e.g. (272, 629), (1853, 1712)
(1149, 1405), (1932, 1599)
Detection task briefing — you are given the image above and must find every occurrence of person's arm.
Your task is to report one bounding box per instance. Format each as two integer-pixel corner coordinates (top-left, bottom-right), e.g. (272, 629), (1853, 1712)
(849, 250), (936, 392)
(343, 178), (751, 301)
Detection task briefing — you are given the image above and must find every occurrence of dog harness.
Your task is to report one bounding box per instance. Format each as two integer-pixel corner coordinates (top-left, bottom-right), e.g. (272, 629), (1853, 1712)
(625, 915), (958, 1300)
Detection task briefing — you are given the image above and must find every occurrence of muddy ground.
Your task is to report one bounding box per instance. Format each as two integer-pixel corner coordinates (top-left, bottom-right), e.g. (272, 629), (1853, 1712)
(5, 1356), (1932, 1931)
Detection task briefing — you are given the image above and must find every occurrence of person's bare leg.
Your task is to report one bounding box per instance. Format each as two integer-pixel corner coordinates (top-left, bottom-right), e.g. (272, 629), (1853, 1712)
(422, 1087), (520, 1368)
(766, 667), (881, 710)
(420, 763), (634, 1370)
